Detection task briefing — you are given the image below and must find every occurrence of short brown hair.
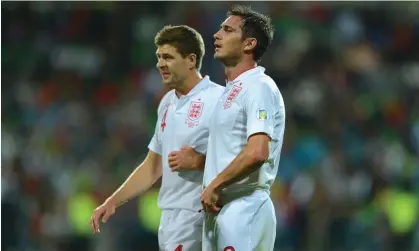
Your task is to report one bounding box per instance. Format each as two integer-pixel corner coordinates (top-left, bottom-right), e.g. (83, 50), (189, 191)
(154, 25), (205, 70)
(227, 5), (274, 62)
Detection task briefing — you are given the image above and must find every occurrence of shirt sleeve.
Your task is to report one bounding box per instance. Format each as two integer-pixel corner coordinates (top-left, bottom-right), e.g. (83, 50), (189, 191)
(148, 120), (162, 155)
(244, 83), (277, 140)
(148, 96), (168, 155)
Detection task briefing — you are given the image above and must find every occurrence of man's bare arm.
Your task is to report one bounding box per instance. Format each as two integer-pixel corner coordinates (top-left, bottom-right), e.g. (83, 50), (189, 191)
(91, 150), (162, 233)
(106, 150), (162, 205)
(209, 133), (270, 190)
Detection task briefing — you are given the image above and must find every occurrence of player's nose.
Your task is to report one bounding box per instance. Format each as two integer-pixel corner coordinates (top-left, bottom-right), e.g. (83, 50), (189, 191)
(213, 31), (221, 41)
(156, 59), (166, 69)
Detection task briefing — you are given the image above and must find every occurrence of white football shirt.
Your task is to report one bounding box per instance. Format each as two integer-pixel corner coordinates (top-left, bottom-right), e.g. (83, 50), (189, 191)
(148, 76), (224, 211)
(203, 67), (286, 201)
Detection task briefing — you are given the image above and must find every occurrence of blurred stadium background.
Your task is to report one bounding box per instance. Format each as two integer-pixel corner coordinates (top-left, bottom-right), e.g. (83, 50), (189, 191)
(2, 1), (419, 251)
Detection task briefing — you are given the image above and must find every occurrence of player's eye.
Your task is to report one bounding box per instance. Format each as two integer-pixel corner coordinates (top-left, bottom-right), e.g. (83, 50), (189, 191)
(162, 54), (174, 60)
(223, 27), (232, 33)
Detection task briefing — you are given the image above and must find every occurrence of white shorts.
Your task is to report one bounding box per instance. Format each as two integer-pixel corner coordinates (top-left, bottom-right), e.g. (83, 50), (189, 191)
(158, 209), (204, 251)
(203, 190), (276, 251)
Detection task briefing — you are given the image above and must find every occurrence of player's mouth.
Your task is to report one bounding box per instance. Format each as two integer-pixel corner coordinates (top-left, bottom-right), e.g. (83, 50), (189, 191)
(161, 72), (171, 78)
(214, 43), (222, 51)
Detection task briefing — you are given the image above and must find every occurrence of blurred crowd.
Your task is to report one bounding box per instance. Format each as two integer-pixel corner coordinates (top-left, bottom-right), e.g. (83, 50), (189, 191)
(2, 2), (419, 251)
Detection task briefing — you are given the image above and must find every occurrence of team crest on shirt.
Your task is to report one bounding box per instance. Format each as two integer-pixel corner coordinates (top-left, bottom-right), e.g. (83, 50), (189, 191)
(185, 101), (204, 127)
(257, 108), (268, 120)
(223, 84), (242, 109)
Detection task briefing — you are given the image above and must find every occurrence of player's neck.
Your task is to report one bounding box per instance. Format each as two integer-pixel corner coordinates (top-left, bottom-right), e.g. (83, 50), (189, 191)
(224, 59), (257, 82)
(175, 71), (202, 97)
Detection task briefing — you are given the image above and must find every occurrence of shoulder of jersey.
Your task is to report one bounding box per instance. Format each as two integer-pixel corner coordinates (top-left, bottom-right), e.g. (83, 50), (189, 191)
(158, 90), (176, 110)
(247, 73), (279, 93)
(162, 89), (177, 100)
(206, 80), (225, 94)
(257, 74), (284, 107)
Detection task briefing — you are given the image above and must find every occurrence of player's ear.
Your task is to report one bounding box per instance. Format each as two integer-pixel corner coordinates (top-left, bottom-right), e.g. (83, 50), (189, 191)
(244, 38), (257, 52)
(187, 53), (197, 70)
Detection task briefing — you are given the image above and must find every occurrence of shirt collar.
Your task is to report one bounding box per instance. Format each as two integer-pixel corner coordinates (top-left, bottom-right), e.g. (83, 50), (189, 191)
(178, 75), (210, 98)
(226, 66), (265, 86)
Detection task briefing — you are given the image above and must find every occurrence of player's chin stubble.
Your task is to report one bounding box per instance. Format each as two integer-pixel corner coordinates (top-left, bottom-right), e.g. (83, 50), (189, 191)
(214, 53), (224, 61)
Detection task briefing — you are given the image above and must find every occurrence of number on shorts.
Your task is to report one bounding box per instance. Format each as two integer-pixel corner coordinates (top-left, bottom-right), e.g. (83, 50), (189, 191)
(174, 245), (183, 251)
(224, 246), (235, 251)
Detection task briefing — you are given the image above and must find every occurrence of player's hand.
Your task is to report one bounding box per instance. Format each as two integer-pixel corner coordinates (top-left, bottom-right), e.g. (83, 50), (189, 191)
(168, 146), (202, 171)
(90, 200), (116, 235)
(200, 184), (222, 215)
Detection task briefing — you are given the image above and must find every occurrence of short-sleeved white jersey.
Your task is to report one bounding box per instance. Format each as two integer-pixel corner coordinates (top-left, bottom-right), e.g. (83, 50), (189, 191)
(203, 67), (285, 199)
(148, 76), (224, 211)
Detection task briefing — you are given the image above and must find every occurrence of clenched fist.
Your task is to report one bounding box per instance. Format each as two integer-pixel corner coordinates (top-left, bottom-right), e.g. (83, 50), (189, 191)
(168, 146), (204, 171)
